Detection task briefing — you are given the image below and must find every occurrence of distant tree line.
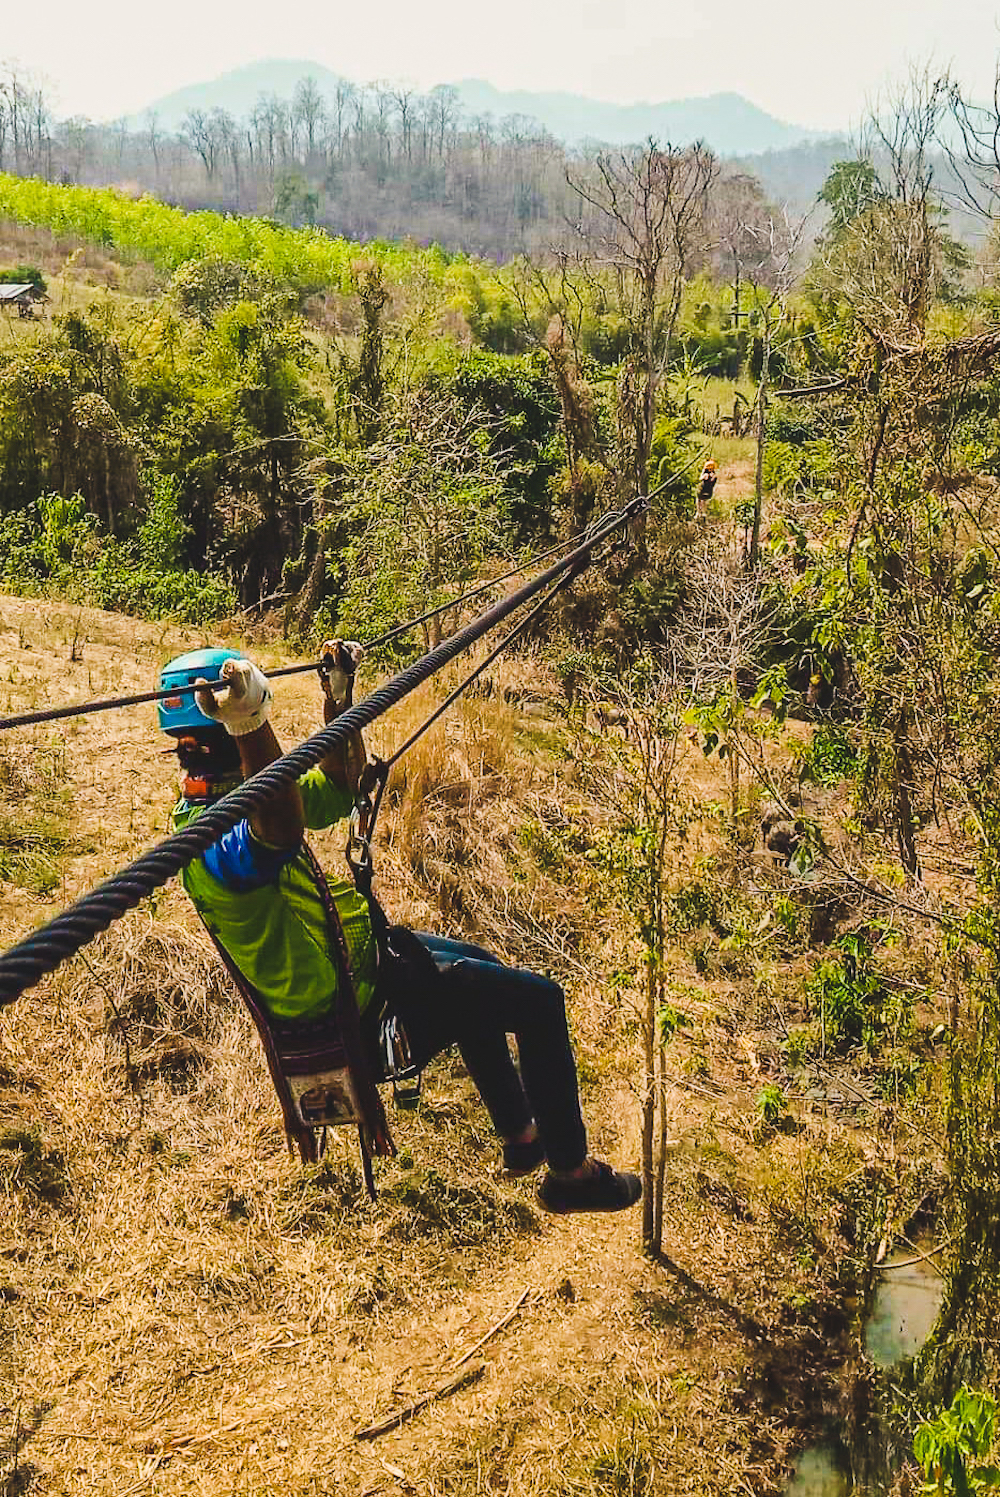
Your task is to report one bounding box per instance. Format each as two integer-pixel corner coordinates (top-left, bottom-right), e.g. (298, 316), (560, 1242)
(0, 62), (786, 263)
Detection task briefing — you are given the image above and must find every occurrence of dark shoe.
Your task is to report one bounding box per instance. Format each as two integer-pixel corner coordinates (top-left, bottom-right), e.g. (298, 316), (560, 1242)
(537, 1159), (642, 1215)
(503, 1134), (546, 1177)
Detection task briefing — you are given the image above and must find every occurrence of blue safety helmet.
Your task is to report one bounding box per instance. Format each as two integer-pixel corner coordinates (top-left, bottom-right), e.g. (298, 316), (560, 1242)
(158, 648), (247, 737)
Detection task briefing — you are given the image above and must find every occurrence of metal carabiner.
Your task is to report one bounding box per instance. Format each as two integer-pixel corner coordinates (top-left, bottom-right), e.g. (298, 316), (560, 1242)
(346, 801), (374, 876)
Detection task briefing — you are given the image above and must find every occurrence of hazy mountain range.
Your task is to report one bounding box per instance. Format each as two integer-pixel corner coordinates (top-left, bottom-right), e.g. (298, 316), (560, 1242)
(132, 58), (832, 157)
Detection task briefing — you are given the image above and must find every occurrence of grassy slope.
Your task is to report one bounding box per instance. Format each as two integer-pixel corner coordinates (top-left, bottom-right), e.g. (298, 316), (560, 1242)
(0, 220), (941, 1491)
(0, 591), (875, 1497)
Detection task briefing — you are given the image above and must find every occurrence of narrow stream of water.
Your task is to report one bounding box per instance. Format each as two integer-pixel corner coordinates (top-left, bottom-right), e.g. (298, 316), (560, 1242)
(787, 1445), (850, 1496)
(784, 1243), (944, 1495)
(864, 1247), (943, 1367)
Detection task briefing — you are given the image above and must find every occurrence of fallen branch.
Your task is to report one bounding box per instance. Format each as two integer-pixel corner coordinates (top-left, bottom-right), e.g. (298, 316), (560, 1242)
(354, 1361), (485, 1442)
(880, 1237), (952, 1274)
(238, 588), (292, 617)
(663, 1070), (726, 1100)
(449, 1287), (538, 1370)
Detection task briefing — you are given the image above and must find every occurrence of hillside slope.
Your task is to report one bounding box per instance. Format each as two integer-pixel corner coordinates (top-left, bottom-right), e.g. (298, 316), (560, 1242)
(0, 588), (873, 1495)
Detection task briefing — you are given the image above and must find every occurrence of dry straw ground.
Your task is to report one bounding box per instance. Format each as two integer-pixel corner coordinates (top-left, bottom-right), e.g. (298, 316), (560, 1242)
(0, 591), (862, 1496)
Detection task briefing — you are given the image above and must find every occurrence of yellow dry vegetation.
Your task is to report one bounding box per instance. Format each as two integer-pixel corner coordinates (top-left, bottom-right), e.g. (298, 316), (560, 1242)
(0, 593), (864, 1496)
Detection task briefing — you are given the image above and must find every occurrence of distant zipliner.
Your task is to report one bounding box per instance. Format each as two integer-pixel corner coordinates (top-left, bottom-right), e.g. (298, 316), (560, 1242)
(696, 459), (718, 518)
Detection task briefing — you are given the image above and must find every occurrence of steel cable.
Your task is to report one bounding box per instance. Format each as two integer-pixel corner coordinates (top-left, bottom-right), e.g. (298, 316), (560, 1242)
(0, 450), (701, 737)
(0, 491), (646, 1006)
(0, 518), (588, 734)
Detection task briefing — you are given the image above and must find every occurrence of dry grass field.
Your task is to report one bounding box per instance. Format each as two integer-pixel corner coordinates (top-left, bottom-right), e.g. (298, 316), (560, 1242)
(0, 587), (884, 1497)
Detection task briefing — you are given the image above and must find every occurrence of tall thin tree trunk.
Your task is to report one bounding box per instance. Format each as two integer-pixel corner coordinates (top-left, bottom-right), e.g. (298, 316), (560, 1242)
(642, 940), (656, 1253)
(750, 317), (770, 570)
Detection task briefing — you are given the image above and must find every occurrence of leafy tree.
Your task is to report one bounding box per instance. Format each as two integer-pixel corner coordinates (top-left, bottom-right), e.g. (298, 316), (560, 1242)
(203, 295), (325, 602)
(170, 257), (272, 325)
(564, 141), (718, 502)
(273, 169), (319, 227)
(448, 350), (561, 538)
(818, 158), (883, 234)
(0, 263), (45, 292)
(326, 383), (509, 648)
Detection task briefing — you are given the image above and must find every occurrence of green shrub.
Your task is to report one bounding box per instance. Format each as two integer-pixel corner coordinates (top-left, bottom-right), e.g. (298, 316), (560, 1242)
(806, 933), (904, 1051)
(666, 879), (717, 933)
(782, 1025), (815, 1066)
(914, 1385), (1000, 1495)
(796, 725), (860, 786)
(762, 438), (836, 498)
(0, 263), (45, 293)
(767, 399), (823, 445)
(0, 489), (236, 624)
(648, 416), (699, 515)
(952, 405), (1000, 477)
(755, 1084), (787, 1126)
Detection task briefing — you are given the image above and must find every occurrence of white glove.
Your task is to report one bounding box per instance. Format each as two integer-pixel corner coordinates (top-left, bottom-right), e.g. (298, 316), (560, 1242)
(319, 639), (363, 707)
(196, 658), (272, 737)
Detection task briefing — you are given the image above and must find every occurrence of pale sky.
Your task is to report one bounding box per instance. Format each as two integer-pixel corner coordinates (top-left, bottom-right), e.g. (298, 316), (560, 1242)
(7, 0), (1000, 131)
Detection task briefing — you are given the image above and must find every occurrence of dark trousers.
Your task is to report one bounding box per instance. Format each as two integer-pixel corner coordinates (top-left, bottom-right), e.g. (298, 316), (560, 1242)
(380, 932), (588, 1174)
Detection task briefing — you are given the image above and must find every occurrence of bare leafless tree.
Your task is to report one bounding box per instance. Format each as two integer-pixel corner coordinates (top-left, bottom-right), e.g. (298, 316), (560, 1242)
(675, 537), (777, 824)
(292, 77), (326, 164)
(813, 72), (951, 355)
(564, 141), (718, 501)
(744, 213), (808, 567)
(710, 170), (782, 373)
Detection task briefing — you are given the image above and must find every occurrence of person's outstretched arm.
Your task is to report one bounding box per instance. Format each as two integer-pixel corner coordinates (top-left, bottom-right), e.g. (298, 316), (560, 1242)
(316, 639), (366, 794)
(196, 659), (305, 850)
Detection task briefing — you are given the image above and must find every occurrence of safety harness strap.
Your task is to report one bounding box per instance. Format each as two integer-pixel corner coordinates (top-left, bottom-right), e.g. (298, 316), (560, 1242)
(344, 760), (427, 1109)
(300, 841), (396, 1158)
(205, 931), (332, 1162)
(201, 834), (395, 1197)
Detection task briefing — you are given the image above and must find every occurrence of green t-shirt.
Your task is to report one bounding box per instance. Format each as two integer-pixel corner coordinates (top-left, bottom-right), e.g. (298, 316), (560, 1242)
(172, 768), (377, 1022)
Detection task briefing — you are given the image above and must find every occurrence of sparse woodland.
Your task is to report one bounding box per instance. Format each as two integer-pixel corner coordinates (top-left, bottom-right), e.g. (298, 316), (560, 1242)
(0, 64), (755, 260)
(6, 63), (1000, 1496)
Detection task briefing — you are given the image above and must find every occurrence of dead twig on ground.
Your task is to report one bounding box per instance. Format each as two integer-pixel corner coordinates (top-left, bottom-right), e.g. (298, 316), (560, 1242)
(449, 1287), (541, 1370)
(354, 1361), (486, 1442)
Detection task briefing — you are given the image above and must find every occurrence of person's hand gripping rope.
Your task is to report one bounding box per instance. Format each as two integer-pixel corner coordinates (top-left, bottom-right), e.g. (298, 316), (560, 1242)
(318, 639), (364, 712)
(317, 639), (366, 790)
(195, 658), (273, 737)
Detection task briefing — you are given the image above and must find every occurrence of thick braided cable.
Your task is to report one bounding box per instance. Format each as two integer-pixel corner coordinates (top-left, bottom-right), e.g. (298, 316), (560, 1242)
(0, 495), (643, 1006)
(0, 458), (696, 736)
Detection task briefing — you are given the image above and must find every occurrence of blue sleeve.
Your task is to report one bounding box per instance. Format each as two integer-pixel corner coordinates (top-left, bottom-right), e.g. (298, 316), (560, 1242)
(201, 820), (299, 892)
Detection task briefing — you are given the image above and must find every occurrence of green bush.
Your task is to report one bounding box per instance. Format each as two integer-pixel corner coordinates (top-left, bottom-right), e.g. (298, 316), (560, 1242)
(648, 416), (699, 515)
(447, 350), (561, 537)
(755, 1084), (787, 1127)
(666, 878), (730, 934)
(914, 1385), (1000, 1495)
(0, 489), (235, 624)
(767, 399), (823, 445)
(762, 439), (836, 498)
(953, 402), (1000, 476)
(796, 725), (860, 786)
(805, 933), (903, 1051)
(0, 263), (45, 293)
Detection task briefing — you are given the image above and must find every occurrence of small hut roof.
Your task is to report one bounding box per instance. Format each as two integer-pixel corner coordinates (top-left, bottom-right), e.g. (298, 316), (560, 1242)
(0, 284), (35, 302)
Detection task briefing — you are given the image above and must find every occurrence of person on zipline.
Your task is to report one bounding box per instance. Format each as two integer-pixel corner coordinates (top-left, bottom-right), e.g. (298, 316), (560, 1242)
(696, 459), (718, 518)
(160, 645), (641, 1216)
